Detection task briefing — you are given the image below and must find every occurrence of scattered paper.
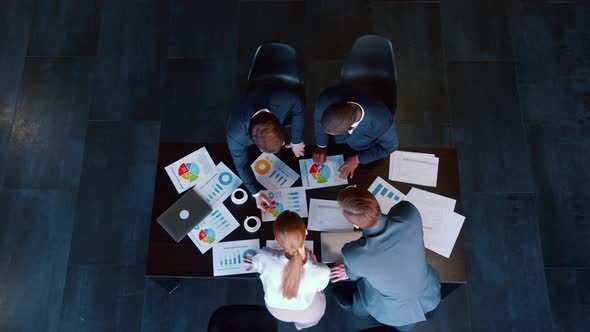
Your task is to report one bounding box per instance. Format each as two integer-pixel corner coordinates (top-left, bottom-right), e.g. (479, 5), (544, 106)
(251, 153), (299, 190)
(320, 232), (363, 263)
(212, 239), (260, 276)
(194, 162), (242, 207)
(165, 147), (217, 193)
(187, 204), (240, 254)
(260, 187), (308, 222)
(389, 151), (439, 187)
(307, 199), (353, 232)
(368, 177), (406, 214)
(406, 187), (464, 258)
(299, 155), (349, 189)
(265, 240), (314, 253)
(423, 211), (465, 258)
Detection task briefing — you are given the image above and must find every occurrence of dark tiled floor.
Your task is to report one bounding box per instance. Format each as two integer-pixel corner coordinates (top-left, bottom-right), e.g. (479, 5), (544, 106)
(0, 1), (588, 331)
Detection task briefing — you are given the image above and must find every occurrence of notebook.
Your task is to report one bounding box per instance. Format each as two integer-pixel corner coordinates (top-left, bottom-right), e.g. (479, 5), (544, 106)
(157, 189), (212, 242)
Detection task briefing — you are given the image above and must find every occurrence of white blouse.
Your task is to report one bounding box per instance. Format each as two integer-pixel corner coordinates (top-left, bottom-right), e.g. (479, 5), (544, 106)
(252, 247), (330, 310)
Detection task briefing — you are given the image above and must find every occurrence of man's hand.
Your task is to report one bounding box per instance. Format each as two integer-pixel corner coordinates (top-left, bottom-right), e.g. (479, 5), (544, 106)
(330, 260), (349, 283)
(313, 146), (328, 165)
(255, 193), (272, 212)
(285, 142), (305, 158)
(244, 253), (256, 272)
(338, 155), (360, 179)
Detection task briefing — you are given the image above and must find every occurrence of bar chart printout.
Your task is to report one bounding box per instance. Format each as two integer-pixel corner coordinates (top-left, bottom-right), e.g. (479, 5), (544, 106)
(367, 176), (407, 214)
(260, 187), (308, 222)
(212, 239), (260, 276)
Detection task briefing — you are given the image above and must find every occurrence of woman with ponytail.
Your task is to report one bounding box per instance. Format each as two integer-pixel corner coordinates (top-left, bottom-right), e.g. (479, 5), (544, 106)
(245, 210), (330, 330)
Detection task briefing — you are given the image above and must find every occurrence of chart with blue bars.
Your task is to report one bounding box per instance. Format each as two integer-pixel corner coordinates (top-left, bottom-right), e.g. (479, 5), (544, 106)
(269, 169), (288, 187)
(372, 183), (401, 202)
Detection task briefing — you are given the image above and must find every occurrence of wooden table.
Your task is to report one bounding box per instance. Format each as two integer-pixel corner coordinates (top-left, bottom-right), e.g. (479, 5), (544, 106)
(145, 143), (466, 283)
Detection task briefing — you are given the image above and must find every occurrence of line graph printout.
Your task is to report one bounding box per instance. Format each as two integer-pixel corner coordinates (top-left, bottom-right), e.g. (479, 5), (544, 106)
(194, 162), (242, 207)
(251, 153), (299, 190)
(165, 147), (217, 193)
(307, 199), (353, 232)
(299, 155), (348, 189)
(260, 187), (308, 222)
(187, 204), (240, 254)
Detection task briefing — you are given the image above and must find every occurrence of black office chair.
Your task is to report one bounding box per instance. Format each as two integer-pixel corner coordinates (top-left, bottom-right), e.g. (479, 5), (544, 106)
(207, 305), (278, 332)
(247, 42), (304, 91)
(340, 35), (397, 113)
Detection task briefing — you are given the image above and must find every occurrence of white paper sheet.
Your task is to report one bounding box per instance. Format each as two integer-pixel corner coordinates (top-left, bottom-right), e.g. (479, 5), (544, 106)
(320, 232), (363, 263)
(251, 153), (299, 190)
(265, 240), (314, 253)
(165, 147), (217, 193)
(212, 239), (260, 276)
(194, 162), (242, 207)
(368, 176), (407, 214)
(389, 151), (439, 187)
(307, 199), (353, 232)
(423, 211), (465, 258)
(299, 155), (349, 189)
(187, 204), (240, 254)
(406, 188), (456, 233)
(260, 187), (308, 222)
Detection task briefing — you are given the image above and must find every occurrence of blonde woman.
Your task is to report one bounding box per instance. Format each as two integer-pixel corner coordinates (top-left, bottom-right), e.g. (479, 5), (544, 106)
(244, 211), (330, 330)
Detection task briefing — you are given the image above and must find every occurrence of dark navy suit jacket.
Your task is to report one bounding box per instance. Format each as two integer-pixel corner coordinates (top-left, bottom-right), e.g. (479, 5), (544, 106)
(314, 84), (399, 164)
(226, 86), (304, 194)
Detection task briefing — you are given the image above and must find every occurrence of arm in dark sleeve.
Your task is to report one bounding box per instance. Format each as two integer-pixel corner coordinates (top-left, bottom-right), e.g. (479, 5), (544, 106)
(226, 134), (262, 195)
(288, 94), (305, 144)
(357, 119), (399, 164)
(343, 254), (361, 281)
(314, 92), (332, 147)
(342, 241), (363, 281)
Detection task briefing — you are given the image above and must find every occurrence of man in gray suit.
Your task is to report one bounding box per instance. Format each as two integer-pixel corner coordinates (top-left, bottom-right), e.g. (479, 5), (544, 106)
(330, 187), (440, 331)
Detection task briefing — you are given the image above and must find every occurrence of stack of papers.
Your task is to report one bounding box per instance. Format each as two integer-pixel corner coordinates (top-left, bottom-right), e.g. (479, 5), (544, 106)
(406, 188), (465, 258)
(389, 151), (439, 187)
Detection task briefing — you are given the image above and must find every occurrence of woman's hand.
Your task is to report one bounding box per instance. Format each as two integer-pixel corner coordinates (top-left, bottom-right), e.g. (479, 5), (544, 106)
(244, 253), (256, 272)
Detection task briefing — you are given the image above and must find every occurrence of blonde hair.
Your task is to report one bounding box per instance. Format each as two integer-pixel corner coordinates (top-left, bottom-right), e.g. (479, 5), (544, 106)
(337, 187), (381, 228)
(273, 210), (307, 299)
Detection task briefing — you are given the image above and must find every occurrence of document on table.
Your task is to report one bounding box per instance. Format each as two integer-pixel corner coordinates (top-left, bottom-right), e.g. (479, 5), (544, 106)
(423, 211), (465, 258)
(307, 199), (353, 232)
(165, 147), (217, 193)
(299, 155), (349, 189)
(260, 187), (308, 222)
(265, 240), (314, 253)
(389, 151), (439, 187)
(406, 187), (464, 258)
(320, 232), (363, 263)
(194, 162), (242, 207)
(251, 153), (299, 190)
(212, 239), (260, 276)
(187, 204), (240, 254)
(368, 176), (406, 214)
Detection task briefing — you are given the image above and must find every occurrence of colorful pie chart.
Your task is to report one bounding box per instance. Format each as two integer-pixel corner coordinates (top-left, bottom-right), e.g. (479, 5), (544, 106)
(269, 201), (284, 217)
(309, 163), (330, 183)
(178, 162), (200, 182)
(199, 228), (216, 244)
(243, 249), (258, 259)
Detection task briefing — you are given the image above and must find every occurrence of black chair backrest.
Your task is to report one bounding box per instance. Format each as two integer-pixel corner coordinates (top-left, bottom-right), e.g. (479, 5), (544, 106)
(208, 305), (278, 332)
(247, 42), (303, 90)
(341, 35), (397, 112)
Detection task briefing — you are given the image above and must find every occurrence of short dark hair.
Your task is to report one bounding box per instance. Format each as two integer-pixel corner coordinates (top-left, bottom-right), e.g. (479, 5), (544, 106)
(249, 112), (284, 153)
(321, 102), (358, 134)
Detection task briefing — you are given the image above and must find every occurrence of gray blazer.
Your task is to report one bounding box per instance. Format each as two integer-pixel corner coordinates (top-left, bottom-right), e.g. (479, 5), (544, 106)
(342, 201), (441, 326)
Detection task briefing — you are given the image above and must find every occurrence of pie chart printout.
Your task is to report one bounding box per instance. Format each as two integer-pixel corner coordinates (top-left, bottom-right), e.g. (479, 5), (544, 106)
(269, 201), (284, 217)
(309, 163), (331, 184)
(178, 162), (200, 182)
(199, 228), (216, 244)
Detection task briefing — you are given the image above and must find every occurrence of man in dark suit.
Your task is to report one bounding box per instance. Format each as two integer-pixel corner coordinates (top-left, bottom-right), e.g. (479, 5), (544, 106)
(313, 84), (399, 178)
(226, 86), (305, 211)
(330, 187), (440, 331)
